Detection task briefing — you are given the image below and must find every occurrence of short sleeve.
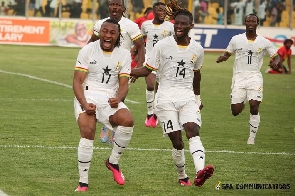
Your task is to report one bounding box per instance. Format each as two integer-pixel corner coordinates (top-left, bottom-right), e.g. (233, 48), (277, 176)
(141, 22), (147, 36)
(226, 37), (236, 54)
(119, 52), (132, 78)
(128, 21), (143, 42)
(145, 43), (160, 71)
(194, 48), (204, 72)
(75, 47), (89, 73)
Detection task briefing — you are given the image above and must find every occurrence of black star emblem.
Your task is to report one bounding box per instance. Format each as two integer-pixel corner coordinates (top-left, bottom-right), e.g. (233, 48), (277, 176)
(248, 50), (253, 56)
(103, 66), (111, 75)
(177, 59), (185, 67)
(153, 34), (158, 39)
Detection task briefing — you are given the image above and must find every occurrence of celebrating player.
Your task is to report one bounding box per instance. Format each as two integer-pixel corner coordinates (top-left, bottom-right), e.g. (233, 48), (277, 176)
(73, 18), (134, 191)
(87, 0), (145, 144)
(130, 0), (214, 187)
(141, 1), (174, 128)
(216, 14), (280, 145)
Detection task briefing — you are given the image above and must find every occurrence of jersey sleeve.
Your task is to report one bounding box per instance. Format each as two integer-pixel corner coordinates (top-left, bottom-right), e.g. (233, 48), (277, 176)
(119, 51), (132, 78)
(265, 39), (277, 58)
(193, 48), (204, 72)
(145, 43), (160, 71)
(93, 20), (104, 37)
(128, 21), (143, 42)
(169, 22), (174, 35)
(226, 36), (236, 54)
(141, 23), (147, 36)
(75, 47), (89, 73)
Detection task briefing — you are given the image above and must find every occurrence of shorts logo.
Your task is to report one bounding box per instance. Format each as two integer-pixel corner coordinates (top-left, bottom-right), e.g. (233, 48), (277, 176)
(90, 60), (97, 64)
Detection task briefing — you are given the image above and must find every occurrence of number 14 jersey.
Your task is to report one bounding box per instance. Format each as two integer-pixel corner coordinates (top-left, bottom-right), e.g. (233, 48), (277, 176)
(145, 36), (204, 102)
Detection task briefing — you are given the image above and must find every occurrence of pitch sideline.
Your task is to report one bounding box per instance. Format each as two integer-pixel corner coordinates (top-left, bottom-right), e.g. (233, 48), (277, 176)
(0, 70), (140, 104)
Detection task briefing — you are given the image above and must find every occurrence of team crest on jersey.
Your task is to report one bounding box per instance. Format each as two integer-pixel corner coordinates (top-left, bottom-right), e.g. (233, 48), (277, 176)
(161, 30), (168, 37)
(115, 62), (121, 70)
(190, 54), (197, 64)
(256, 47), (262, 53)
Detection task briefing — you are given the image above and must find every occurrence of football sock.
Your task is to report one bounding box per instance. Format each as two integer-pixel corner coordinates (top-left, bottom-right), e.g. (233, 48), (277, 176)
(109, 126), (133, 164)
(189, 136), (205, 173)
(249, 113), (260, 139)
(146, 90), (154, 115)
(172, 148), (188, 179)
(78, 138), (94, 184)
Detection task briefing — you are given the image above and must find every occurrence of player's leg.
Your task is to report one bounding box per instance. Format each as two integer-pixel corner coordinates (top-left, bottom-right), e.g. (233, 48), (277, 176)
(105, 105), (134, 185)
(247, 84), (263, 145)
(74, 99), (97, 191)
(231, 86), (247, 116)
(180, 100), (214, 187)
(156, 102), (191, 186)
(145, 72), (157, 127)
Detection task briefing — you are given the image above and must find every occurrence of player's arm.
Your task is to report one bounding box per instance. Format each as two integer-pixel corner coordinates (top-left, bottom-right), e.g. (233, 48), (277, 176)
(216, 51), (231, 63)
(130, 66), (152, 77)
(109, 76), (129, 108)
(216, 37), (235, 63)
(87, 22), (101, 44)
(193, 48), (204, 110)
(269, 54), (280, 70)
(133, 37), (145, 67)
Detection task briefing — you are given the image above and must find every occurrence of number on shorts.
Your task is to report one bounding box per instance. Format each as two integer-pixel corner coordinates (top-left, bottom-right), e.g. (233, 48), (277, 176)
(163, 120), (174, 132)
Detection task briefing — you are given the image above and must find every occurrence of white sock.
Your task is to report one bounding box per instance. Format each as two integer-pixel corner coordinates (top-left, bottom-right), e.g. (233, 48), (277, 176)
(146, 90), (154, 115)
(109, 126), (133, 164)
(154, 92), (158, 109)
(249, 113), (260, 139)
(172, 148), (187, 179)
(78, 138), (94, 184)
(189, 136), (205, 173)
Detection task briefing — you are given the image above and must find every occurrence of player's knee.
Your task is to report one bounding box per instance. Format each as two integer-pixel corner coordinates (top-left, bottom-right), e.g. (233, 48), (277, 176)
(79, 125), (95, 139)
(117, 110), (134, 127)
(249, 103), (259, 115)
(172, 139), (184, 150)
(146, 85), (154, 91)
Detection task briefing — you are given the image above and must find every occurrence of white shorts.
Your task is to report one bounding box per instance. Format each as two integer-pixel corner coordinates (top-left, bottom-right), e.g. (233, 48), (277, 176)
(231, 74), (263, 104)
(74, 90), (128, 130)
(154, 99), (202, 136)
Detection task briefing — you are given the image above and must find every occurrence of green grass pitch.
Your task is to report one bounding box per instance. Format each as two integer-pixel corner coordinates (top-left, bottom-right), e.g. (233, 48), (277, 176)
(0, 44), (294, 196)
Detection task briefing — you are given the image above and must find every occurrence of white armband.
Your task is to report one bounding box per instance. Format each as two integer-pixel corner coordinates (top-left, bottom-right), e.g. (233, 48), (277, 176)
(195, 95), (202, 107)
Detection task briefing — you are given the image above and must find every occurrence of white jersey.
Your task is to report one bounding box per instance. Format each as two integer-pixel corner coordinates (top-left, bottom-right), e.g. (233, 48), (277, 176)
(93, 17), (142, 50)
(146, 36), (204, 102)
(75, 41), (131, 95)
(141, 20), (174, 56)
(226, 33), (277, 74)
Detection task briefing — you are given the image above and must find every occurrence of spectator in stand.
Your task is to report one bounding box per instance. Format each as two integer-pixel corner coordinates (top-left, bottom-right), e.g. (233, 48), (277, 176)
(213, 7), (223, 25)
(50, 0), (57, 17)
(14, 0), (25, 16)
(70, 1), (82, 18)
(199, 0), (207, 24)
(134, 7), (153, 29)
(0, 1), (9, 15)
(131, 0), (144, 20)
(34, 0), (44, 16)
(231, 0), (244, 25)
(96, 0), (109, 19)
(244, 0), (254, 16)
(270, 4), (277, 26)
(258, 0), (267, 26)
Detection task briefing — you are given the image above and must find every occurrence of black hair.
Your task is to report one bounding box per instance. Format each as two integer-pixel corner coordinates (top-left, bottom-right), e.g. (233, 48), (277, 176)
(102, 18), (121, 48)
(166, 0), (193, 23)
(144, 7), (153, 14)
(284, 39), (294, 45)
(153, 2), (166, 9)
(245, 13), (259, 23)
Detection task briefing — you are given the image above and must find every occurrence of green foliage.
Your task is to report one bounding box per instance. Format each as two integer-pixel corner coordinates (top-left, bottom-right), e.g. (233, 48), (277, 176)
(0, 45), (294, 196)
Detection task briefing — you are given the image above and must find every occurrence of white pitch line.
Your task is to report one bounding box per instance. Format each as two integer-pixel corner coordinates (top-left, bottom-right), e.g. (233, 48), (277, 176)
(0, 70), (140, 104)
(0, 190), (8, 196)
(0, 145), (294, 156)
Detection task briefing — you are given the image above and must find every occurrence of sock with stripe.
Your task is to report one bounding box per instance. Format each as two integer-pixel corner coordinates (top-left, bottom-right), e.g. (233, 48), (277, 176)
(109, 126), (133, 164)
(249, 113), (260, 139)
(78, 138), (94, 184)
(172, 148), (188, 179)
(146, 90), (154, 115)
(189, 136), (205, 173)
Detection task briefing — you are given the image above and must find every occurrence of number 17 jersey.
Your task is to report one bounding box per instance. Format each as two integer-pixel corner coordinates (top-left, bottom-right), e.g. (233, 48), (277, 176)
(145, 36), (204, 102)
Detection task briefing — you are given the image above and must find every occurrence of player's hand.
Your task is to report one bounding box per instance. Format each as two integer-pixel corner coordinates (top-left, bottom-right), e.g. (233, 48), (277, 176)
(199, 102), (204, 110)
(84, 103), (96, 115)
(216, 55), (227, 63)
(108, 98), (119, 108)
(129, 76), (138, 83)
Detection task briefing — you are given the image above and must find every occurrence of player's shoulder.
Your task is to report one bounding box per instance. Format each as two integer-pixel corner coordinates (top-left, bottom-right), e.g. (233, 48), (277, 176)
(232, 33), (246, 40)
(121, 17), (138, 26)
(156, 36), (173, 46)
(190, 39), (204, 50)
(163, 20), (174, 26)
(94, 17), (109, 27)
(114, 46), (131, 57)
(142, 20), (153, 26)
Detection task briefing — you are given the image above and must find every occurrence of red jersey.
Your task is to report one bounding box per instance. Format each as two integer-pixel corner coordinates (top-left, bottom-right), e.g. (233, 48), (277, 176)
(134, 16), (147, 29)
(277, 46), (292, 62)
